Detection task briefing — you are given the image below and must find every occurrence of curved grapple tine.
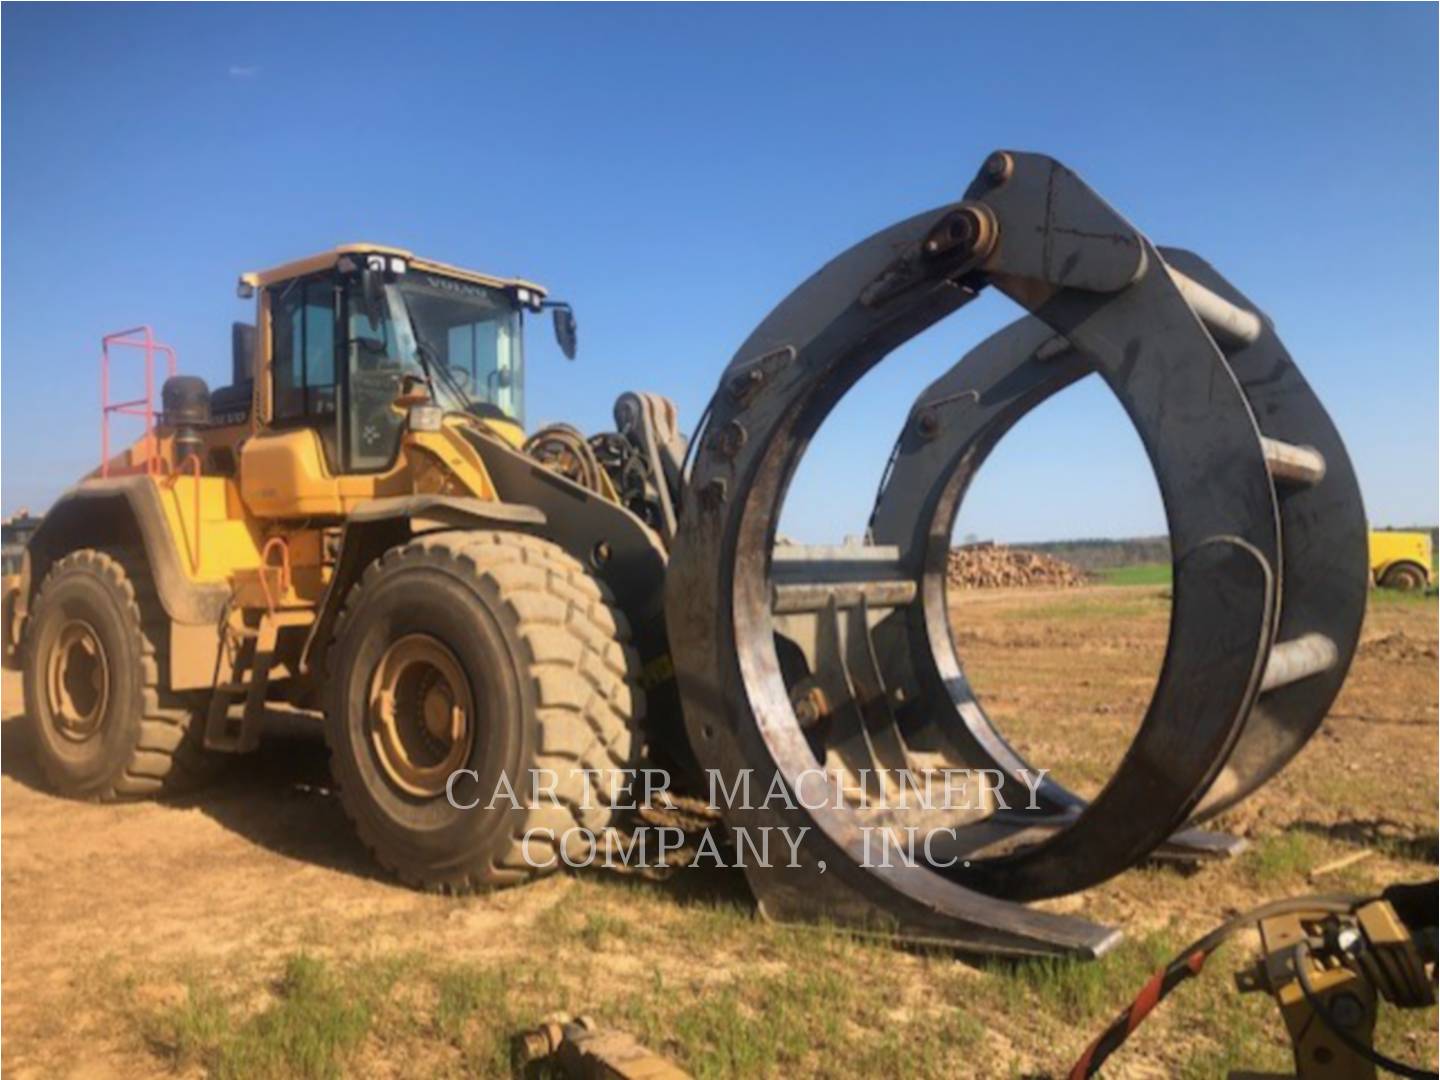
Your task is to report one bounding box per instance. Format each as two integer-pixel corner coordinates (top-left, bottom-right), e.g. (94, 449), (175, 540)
(1159, 248), (1368, 818)
(665, 151), (1364, 956)
(869, 278), (1365, 859)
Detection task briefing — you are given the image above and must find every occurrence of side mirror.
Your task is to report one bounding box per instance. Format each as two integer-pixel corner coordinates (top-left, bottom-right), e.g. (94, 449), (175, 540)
(552, 306), (578, 361)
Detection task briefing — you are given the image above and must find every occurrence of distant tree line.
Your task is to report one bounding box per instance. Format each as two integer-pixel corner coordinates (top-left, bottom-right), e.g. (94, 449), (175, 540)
(1010, 526), (1438, 572)
(1013, 536), (1171, 572)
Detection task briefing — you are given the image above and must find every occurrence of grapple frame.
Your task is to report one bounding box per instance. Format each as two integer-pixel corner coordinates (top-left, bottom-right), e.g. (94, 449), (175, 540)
(664, 151), (1367, 957)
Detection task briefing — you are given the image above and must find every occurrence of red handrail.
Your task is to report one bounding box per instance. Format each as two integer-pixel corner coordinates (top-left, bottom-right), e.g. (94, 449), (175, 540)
(101, 326), (177, 477)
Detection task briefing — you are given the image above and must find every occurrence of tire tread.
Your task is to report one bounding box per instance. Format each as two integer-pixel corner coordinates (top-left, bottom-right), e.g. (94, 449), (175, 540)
(325, 529), (643, 893)
(27, 549), (217, 800)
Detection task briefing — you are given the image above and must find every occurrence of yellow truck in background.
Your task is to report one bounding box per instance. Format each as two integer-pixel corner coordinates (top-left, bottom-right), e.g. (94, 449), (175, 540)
(1369, 530), (1433, 590)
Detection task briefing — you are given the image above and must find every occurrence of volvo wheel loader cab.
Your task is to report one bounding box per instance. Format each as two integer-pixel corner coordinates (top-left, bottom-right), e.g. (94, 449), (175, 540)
(6, 244), (663, 890)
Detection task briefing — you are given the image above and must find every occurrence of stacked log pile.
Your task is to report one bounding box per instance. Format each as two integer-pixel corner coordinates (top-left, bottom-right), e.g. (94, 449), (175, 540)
(946, 542), (1089, 589)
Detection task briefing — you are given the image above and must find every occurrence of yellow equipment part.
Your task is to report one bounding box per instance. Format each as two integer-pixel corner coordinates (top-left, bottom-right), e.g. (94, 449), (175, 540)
(155, 472), (264, 584)
(1368, 530), (1432, 589)
(1233, 897), (1436, 1080)
(1242, 911), (1381, 1080)
(238, 421), (507, 519)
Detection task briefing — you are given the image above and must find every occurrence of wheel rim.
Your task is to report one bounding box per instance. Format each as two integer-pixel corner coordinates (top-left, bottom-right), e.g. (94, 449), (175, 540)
(46, 619), (110, 742)
(367, 634), (475, 798)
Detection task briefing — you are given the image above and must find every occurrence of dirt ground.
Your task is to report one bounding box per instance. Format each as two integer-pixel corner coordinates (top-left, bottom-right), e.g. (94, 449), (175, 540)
(2, 585), (1436, 1078)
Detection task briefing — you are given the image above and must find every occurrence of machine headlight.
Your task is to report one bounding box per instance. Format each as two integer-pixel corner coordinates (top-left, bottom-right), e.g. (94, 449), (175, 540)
(408, 404), (444, 432)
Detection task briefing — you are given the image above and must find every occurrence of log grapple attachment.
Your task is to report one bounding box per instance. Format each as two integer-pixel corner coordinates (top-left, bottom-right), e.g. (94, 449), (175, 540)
(664, 151), (1368, 957)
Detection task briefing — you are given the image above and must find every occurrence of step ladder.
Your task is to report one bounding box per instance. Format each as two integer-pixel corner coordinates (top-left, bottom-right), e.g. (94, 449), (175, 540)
(204, 537), (314, 753)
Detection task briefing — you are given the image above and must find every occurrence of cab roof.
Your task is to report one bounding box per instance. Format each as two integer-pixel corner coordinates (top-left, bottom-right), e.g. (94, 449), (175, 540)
(239, 243), (548, 297)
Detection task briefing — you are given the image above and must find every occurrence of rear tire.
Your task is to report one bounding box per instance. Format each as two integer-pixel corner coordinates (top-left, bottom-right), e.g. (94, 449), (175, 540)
(21, 549), (218, 799)
(325, 530), (643, 892)
(1380, 562), (1427, 591)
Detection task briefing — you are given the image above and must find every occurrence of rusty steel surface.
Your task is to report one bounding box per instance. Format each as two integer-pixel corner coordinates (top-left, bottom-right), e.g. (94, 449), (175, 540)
(664, 151), (1367, 957)
(515, 1016), (693, 1079)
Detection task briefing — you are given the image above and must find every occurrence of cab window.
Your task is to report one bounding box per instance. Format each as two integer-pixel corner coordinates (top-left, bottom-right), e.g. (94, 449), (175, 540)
(270, 278), (339, 463)
(344, 299), (422, 472)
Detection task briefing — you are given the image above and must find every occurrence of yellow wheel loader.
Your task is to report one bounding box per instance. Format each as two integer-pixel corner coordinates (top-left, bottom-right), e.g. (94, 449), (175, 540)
(1, 153), (1372, 957)
(6, 247), (659, 891)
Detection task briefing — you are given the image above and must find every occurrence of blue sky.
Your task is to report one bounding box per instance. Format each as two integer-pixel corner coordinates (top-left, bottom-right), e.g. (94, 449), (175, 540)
(3, 3), (1435, 542)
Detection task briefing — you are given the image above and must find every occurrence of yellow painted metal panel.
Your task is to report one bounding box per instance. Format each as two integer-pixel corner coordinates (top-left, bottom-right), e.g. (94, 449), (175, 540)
(239, 429), (347, 518)
(155, 474), (264, 582)
(482, 416), (526, 450)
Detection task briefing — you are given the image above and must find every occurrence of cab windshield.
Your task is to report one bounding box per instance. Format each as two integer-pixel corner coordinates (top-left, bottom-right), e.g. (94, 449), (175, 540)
(390, 274), (524, 423)
(336, 269), (526, 472)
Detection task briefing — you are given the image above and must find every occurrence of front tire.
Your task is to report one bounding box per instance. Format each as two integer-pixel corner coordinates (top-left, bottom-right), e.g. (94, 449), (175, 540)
(22, 549), (216, 799)
(325, 530), (643, 892)
(1380, 562), (1427, 591)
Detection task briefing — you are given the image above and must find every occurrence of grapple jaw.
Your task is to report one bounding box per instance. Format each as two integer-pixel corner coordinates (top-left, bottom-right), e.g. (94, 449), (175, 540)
(664, 152), (1367, 957)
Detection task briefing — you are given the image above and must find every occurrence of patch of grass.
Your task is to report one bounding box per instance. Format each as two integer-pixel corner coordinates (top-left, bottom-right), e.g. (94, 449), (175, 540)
(844, 1015), (990, 1080)
(665, 968), (852, 1078)
(531, 896), (578, 939)
(1368, 586), (1438, 606)
(1176, 987), (1284, 1080)
(991, 929), (1179, 1025)
(227, 954), (372, 1079)
(1242, 831), (1318, 888)
(674, 898), (759, 948)
(674, 984), (794, 1077)
(153, 954), (373, 1080)
(433, 965), (513, 1074)
(609, 938), (876, 1075)
(845, 1027), (911, 1077)
(1098, 562), (1173, 587)
(580, 910), (632, 948)
(889, 1000), (987, 1071)
(434, 966), (507, 1039)
(162, 980), (233, 1066)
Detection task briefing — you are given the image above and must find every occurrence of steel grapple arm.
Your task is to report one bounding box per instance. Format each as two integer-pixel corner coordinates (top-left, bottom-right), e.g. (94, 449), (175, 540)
(664, 151), (1367, 957)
